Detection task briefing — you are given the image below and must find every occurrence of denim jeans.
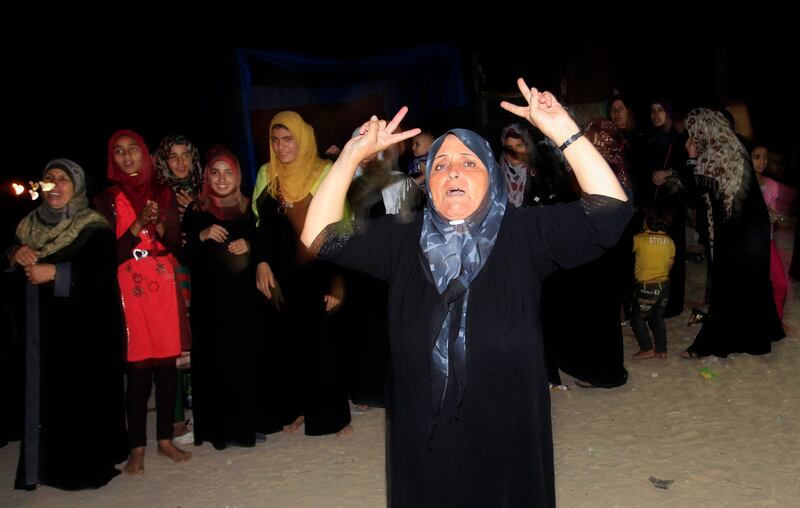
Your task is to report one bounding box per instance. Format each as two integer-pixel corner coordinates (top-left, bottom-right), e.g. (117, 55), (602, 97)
(631, 280), (670, 353)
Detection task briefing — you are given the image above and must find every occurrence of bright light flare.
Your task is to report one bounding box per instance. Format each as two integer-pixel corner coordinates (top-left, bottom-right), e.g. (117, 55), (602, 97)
(8, 180), (53, 200)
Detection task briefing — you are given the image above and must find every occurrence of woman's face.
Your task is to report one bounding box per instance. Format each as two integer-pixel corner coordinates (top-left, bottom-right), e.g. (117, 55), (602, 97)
(428, 135), (489, 221)
(112, 135), (144, 175)
(650, 104), (669, 128)
(42, 168), (74, 209)
(502, 136), (528, 164)
(271, 127), (299, 165)
(167, 143), (193, 178)
(208, 160), (236, 197)
(609, 100), (629, 130)
(752, 146), (768, 174)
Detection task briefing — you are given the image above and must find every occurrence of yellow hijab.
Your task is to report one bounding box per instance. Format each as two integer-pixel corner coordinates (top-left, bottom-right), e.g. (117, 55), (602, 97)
(252, 111), (329, 216)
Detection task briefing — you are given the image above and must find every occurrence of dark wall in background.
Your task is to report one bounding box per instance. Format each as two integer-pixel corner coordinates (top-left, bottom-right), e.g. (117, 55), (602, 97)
(5, 46), (241, 196)
(5, 39), (798, 208)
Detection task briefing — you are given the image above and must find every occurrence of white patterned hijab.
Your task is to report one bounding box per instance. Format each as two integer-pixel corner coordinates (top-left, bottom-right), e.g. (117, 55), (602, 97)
(685, 108), (748, 217)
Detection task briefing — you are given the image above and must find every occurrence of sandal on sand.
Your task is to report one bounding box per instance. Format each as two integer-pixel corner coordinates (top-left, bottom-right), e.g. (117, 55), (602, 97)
(655, 352), (667, 359)
(680, 349), (701, 359)
(632, 349), (655, 359)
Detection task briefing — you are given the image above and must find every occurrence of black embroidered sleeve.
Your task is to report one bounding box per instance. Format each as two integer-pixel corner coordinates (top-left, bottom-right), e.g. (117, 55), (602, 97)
(580, 193), (618, 214)
(310, 221), (361, 260)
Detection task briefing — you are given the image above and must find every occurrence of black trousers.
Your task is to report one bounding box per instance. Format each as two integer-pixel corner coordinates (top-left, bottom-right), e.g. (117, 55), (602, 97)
(631, 281), (670, 353)
(126, 362), (177, 448)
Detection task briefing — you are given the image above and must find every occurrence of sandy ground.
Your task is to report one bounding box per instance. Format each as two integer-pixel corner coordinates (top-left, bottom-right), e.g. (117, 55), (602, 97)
(1, 226), (798, 508)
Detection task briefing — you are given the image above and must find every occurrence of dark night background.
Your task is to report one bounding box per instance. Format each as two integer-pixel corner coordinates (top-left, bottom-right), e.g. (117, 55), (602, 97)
(4, 37), (798, 243)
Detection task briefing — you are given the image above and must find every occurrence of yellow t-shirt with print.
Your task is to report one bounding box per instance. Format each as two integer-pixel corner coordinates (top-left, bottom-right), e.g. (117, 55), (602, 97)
(633, 231), (675, 282)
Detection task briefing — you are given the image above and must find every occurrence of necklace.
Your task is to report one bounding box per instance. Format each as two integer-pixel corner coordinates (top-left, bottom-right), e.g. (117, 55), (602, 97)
(277, 190), (294, 215)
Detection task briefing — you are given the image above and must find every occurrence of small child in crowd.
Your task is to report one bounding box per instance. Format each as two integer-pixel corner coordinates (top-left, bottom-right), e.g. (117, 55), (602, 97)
(407, 130), (434, 185)
(631, 207), (675, 359)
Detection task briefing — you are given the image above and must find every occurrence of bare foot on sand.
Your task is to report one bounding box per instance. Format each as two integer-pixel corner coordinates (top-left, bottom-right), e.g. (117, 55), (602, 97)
(123, 446), (145, 475)
(283, 415), (305, 433)
(157, 439), (193, 463)
(337, 424), (354, 436)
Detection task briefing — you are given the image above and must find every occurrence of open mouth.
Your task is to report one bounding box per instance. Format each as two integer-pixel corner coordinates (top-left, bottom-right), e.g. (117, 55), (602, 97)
(446, 188), (465, 196)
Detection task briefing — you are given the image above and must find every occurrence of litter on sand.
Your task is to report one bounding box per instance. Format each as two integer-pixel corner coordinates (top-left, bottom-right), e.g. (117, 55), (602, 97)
(649, 476), (674, 490)
(699, 367), (719, 380)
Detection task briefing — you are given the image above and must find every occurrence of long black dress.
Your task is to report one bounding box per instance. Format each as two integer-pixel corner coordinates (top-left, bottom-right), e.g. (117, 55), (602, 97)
(0, 266), (22, 448)
(687, 169), (784, 356)
(181, 204), (277, 448)
(320, 196), (631, 507)
(1, 235), (21, 450)
(8, 225), (128, 490)
(544, 243), (629, 387)
(340, 173), (422, 407)
(643, 128), (691, 317)
(254, 193), (351, 435)
(538, 168), (629, 388)
(0, 195), (31, 448)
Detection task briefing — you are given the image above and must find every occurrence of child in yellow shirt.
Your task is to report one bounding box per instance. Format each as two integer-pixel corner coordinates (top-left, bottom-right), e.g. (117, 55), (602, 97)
(631, 207), (675, 359)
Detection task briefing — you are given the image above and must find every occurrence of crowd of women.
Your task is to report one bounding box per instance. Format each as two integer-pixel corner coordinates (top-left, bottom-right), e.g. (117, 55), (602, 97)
(0, 78), (790, 506)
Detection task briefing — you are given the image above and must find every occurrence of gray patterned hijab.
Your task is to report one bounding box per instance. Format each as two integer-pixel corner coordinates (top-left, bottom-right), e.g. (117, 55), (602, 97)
(419, 129), (507, 445)
(499, 123), (535, 207)
(154, 134), (204, 195)
(15, 159), (108, 258)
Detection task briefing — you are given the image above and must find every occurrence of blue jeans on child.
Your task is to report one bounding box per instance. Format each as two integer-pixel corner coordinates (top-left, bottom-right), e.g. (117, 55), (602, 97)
(631, 280), (670, 353)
